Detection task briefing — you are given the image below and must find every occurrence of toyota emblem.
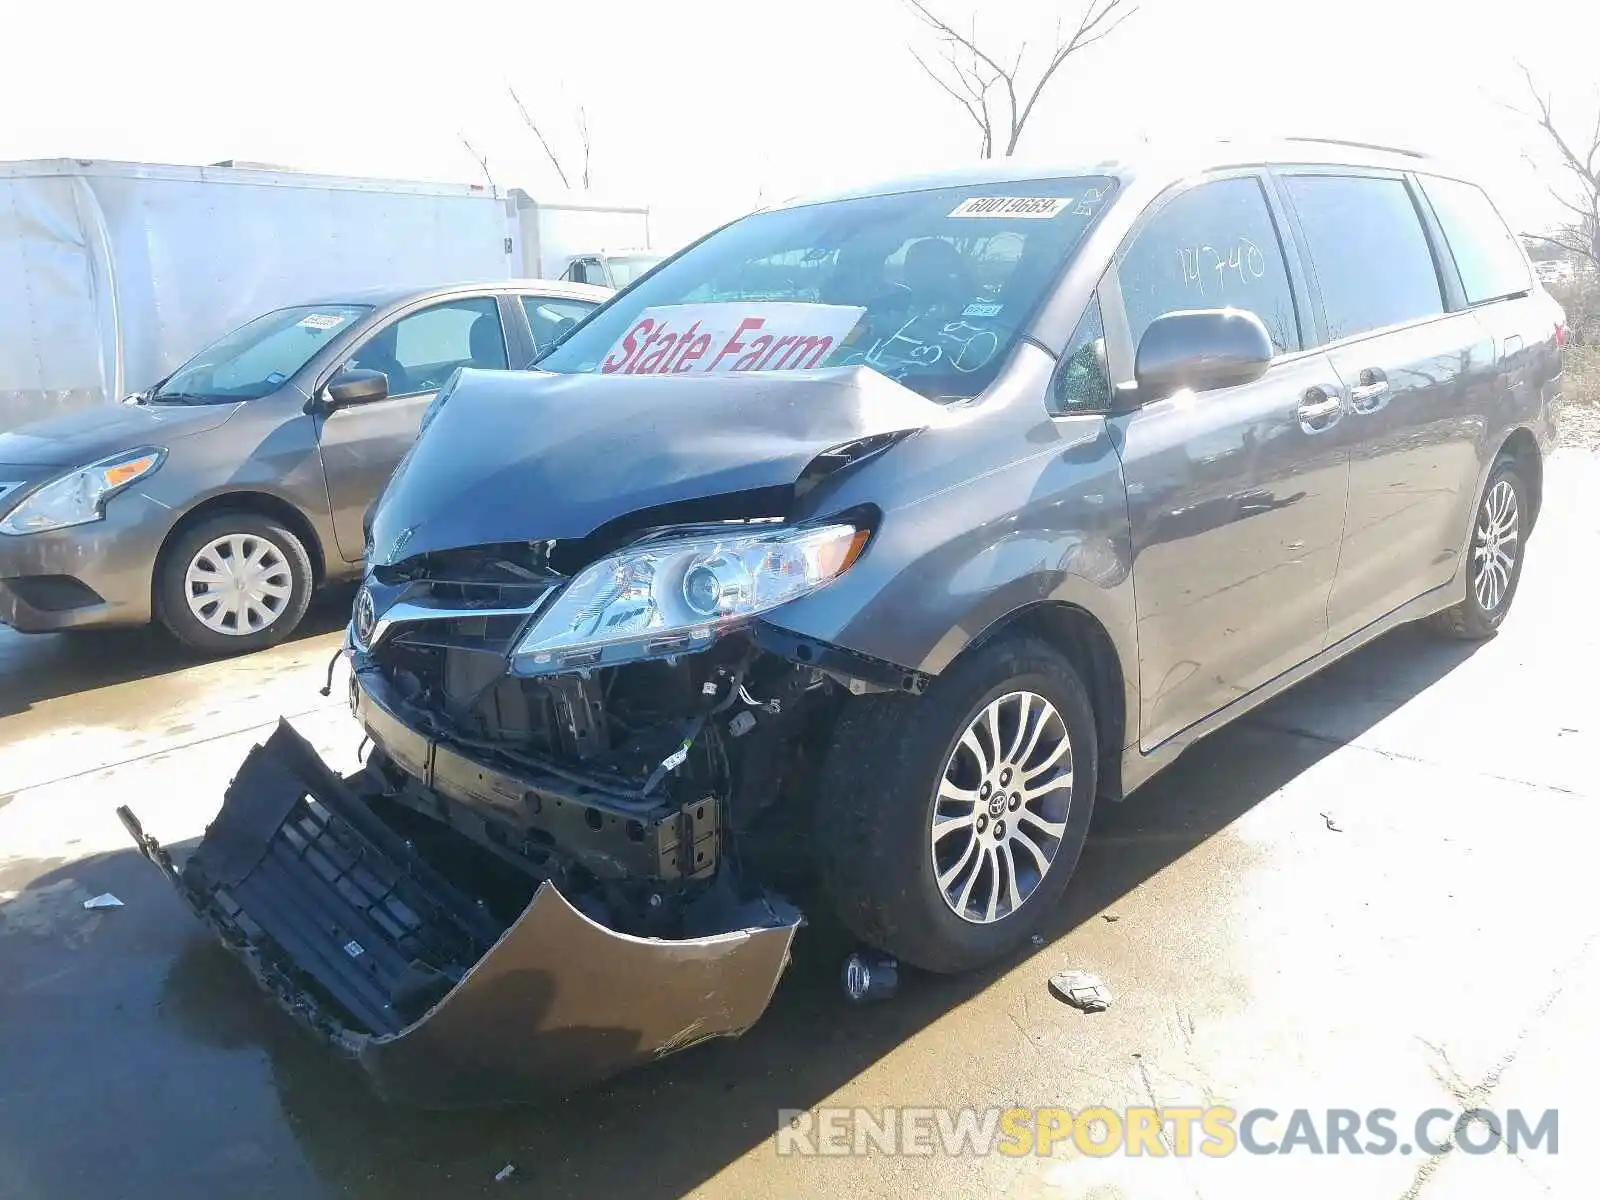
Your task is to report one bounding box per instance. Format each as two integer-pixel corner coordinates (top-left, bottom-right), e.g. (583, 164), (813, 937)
(353, 586), (377, 647)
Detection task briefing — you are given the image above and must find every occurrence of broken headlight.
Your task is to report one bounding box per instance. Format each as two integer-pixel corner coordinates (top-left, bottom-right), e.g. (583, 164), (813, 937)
(510, 523), (868, 675)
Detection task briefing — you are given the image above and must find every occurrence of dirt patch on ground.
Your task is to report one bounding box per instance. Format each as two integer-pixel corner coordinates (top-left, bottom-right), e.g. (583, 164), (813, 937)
(1556, 344), (1600, 450)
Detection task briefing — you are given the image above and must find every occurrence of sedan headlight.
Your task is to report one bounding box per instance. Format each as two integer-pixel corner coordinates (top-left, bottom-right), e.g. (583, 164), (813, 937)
(0, 447), (166, 536)
(510, 522), (870, 675)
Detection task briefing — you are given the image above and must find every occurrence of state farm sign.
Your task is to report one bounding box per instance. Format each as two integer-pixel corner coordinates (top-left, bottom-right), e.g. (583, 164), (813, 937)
(599, 302), (866, 376)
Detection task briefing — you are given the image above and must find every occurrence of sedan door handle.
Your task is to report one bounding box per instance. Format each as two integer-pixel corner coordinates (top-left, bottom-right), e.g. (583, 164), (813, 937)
(1297, 386), (1344, 434)
(1349, 367), (1389, 412)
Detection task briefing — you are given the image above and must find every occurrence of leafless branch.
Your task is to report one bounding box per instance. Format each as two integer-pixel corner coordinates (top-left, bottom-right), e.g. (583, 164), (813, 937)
(509, 84), (572, 190)
(1011, 0), (1136, 151)
(906, 0), (1010, 85)
(576, 106), (592, 191)
(903, 0), (1138, 158)
(458, 133), (495, 190)
(1523, 228), (1600, 267)
(1507, 62), (1600, 269)
(910, 46), (992, 149)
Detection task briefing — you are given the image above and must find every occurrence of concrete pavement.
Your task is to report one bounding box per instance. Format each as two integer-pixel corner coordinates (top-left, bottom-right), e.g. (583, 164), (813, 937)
(2, 453), (1597, 1199)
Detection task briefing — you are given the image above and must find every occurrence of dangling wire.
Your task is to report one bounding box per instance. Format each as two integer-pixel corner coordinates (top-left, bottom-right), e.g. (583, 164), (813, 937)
(317, 647), (344, 697)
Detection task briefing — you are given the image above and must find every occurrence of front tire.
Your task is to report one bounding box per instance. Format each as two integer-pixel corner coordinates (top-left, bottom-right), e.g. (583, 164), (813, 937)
(156, 513), (313, 654)
(1428, 459), (1528, 641)
(815, 635), (1098, 974)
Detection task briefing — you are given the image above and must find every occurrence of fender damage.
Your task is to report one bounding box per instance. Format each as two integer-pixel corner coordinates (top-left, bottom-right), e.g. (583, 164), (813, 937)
(120, 366), (938, 1106)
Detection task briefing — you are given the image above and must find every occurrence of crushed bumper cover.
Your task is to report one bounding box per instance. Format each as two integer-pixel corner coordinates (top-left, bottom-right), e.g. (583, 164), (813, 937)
(118, 721), (800, 1108)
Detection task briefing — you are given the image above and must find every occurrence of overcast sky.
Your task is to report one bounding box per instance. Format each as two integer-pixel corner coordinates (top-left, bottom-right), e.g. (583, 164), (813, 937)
(3, 0), (1596, 248)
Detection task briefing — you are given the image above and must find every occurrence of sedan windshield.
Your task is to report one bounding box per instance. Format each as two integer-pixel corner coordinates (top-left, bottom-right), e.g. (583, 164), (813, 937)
(153, 304), (370, 403)
(539, 177), (1114, 401)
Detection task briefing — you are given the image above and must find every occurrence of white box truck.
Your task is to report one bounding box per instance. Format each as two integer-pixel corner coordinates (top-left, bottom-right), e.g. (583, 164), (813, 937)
(0, 160), (657, 429)
(508, 190), (661, 289)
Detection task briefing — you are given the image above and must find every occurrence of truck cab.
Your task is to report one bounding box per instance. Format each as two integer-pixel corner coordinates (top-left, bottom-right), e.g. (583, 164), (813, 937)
(558, 249), (663, 289)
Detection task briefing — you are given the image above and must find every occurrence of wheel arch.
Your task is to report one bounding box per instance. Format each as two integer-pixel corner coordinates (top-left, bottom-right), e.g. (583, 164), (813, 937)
(1498, 426), (1543, 530)
(961, 599), (1130, 802)
(153, 490), (328, 600)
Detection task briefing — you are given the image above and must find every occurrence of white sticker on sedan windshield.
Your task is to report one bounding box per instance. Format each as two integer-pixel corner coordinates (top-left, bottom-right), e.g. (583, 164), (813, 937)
(298, 313), (349, 331)
(948, 196), (1071, 219)
(962, 301), (1003, 318)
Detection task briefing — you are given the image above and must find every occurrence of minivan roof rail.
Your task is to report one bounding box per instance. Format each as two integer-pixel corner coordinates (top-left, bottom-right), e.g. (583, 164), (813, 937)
(1277, 136), (1429, 160)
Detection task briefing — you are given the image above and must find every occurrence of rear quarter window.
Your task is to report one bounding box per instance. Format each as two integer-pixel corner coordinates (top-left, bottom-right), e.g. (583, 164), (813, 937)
(1418, 175), (1532, 305)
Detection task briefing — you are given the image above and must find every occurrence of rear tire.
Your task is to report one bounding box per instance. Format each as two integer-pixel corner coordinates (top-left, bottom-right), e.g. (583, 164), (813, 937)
(815, 635), (1098, 974)
(156, 513), (313, 655)
(1428, 458), (1527, 641)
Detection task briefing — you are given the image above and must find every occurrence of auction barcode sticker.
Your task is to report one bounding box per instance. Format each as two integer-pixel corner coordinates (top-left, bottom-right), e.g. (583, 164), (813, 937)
(948, 196), (1072, 219)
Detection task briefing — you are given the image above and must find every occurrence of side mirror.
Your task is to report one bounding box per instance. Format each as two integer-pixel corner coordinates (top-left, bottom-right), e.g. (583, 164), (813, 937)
(323, 369), (389, 410)
(1131, 308), (1273, 402)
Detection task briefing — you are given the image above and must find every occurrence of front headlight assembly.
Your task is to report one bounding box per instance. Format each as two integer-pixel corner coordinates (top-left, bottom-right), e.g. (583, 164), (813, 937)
(0, 447), (166, 536)
(510, 522), (870, 675)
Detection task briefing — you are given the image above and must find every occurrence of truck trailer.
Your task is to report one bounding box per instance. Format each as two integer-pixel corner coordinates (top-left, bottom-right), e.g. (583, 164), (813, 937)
(0, 159), (653, 429)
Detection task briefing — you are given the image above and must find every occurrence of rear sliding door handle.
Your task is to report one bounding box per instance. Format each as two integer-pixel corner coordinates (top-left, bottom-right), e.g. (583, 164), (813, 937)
(1297, 386), (1344, 433)
(1349, 367), (1389, 412)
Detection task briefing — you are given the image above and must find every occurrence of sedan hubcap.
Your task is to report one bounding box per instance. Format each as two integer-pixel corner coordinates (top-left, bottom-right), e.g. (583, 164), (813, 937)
(931, 690), (1074, 925)
(1472, 480), (1519, 613)
(185, 534), (293, 635)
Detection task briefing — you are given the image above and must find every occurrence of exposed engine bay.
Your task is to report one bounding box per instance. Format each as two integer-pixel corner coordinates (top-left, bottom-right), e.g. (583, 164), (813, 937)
(352, 548), (855, 941)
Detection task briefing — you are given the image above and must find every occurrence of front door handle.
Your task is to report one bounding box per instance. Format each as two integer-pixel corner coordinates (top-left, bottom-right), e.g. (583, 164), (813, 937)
(1349, 366), (1389, 412)
(1297, 386), (1344, 434)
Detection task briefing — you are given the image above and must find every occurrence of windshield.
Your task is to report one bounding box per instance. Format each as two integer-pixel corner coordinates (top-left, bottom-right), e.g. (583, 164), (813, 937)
(605, 254), (662, 286)
(540, 177), (1114, 401)
(153, 304), (371, 403)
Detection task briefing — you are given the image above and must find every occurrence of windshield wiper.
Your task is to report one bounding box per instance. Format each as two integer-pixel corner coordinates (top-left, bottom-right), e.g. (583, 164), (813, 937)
(149, 391), (218, 405)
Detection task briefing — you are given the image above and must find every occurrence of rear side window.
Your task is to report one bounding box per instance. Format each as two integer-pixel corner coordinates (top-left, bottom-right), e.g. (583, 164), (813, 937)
(1283, 175), (1443, 341)
(1119, 177), (1301, 354)
(1418, 175), (1531, 305)
(522, 296), (598, 350)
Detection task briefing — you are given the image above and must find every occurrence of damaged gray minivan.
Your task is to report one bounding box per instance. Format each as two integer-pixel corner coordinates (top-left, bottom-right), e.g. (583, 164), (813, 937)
(123, 140), (1563, 1106)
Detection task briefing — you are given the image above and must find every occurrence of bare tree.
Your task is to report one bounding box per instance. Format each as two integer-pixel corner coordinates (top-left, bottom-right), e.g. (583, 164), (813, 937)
(458, 133), (496, 190)
(904, 0), (1137, 159)
(575, 106), (593, 192)
(508, 84), (594, 191)
(1509, 63), (1600, 270)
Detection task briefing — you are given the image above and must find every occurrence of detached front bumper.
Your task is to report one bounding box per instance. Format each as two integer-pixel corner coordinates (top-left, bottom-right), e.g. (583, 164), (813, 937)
(119, 720), (800, 1108)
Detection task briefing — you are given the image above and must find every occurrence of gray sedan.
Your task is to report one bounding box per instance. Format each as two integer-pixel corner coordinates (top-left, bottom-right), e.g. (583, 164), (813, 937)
(0, 279), (609, 651)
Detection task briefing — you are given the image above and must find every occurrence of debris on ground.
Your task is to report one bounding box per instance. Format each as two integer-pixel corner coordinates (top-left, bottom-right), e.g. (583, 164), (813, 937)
(82, 893), (124, 910)
(1102, 913), (1120, 923)
(494, 1164), (517, 1182)
(1320, 812), (1343, 832)
(842, 951), (899, 1003)
(1049, 969), (1112, 1012)
(1030, 934), (1045, 947)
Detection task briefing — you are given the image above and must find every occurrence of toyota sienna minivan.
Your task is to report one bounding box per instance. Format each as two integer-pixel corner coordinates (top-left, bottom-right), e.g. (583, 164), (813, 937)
(123, 139), (1564, 1105)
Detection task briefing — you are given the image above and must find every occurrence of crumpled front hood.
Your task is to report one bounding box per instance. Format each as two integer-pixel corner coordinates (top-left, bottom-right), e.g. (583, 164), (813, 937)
(367, 366), (942, 564)
(0, 401), (240, 470)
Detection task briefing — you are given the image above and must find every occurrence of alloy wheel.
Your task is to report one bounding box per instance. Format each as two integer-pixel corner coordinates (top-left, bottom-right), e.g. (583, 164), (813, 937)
(1472, 479), (1519, 613)
(930, 690), (1075, 925)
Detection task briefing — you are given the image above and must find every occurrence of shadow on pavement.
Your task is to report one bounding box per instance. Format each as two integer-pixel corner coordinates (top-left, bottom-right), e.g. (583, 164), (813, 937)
(0, 624), (1479, 1200)
(0, 586), (356, 721)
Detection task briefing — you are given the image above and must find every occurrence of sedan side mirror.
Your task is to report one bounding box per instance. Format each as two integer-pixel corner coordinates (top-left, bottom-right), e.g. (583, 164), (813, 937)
(1130, 308), (1273, 403)
(324, 369), (389, 410)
